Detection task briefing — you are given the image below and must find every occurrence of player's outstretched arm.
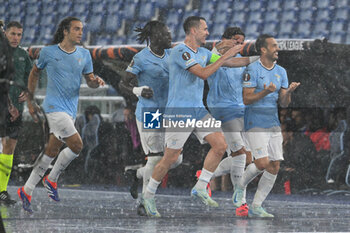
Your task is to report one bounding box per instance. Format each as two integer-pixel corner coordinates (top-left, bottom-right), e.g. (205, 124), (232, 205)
(189, 45), (243, 80)
(119, 72), (153, 98)
(279, 82), (300, 107)
(223, 57), (250, 67)
(223, 55), (260, 67)
(84, 73), (105, 88)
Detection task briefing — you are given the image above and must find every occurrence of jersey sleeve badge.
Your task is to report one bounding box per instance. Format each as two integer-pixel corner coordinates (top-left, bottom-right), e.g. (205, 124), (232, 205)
(182, 52), (191, 61)
(243, 73), (250, 81)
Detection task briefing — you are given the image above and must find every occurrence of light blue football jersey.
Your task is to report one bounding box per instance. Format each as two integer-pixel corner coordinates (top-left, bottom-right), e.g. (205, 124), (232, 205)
(207, 54), (245, 123)
(243, 60), (288, 130)
(36, 45), (93, 119)
(166, 43), (212, 120)
(126, 47), (170, 122)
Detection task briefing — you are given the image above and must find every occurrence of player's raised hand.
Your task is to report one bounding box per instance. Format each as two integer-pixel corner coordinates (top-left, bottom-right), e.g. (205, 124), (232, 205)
(288, 82), (300, 92)
(224, 44), (243, 59)
(85, 74), (105, 88)
(93, 75), (105, 86)
(264, 82), (276, 93)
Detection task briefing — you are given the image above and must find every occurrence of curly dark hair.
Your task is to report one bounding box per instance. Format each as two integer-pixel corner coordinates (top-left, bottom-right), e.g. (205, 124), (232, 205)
(134, 20), (166, 45)
(52, 17), (81, 44)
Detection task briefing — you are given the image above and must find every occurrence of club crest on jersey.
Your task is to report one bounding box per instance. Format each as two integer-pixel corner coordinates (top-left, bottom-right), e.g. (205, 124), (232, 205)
(182, 52), (191, 61)
(243, 73), (250, 81)
(275, 74), (280, 79)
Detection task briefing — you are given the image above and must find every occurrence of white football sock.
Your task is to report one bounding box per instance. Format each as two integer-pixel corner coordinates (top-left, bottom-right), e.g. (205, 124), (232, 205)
(230, 154), (246, 186)
(239, 163), (263, 188)
(48, 147), (78, 182)
(194, 168), (213, 190)
(212, 156), (232, 178)
(141, 156), (162, 194)
(144, 177), (161, 199)
(136, 167), (144, 179)
(24, 154), (54, 196)
(252, 171), (277, 207)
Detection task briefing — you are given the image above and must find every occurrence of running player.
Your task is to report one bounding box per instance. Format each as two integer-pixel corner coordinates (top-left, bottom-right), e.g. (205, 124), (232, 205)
(17, 17), (105, 213)
(206, 27), (257, 217)
(0, 21), (32, 206)
(232, 34), (300, 218)
(119, 20), (182, 214)
(142, 16), (253, 217)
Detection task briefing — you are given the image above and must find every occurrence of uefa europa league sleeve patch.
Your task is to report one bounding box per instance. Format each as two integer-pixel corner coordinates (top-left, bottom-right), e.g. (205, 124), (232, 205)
(129, 58), (134, 67)
(182, 52), (191, 61)
(243, 73), (250, 81)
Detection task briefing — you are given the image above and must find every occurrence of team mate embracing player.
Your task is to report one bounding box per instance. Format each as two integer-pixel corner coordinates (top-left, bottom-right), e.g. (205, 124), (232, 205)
(206, 27), (258, 217)
(142, 16), (258, 217)
(119, 20), (183, 215)
(232, 34), (300, 218)
(18, 17), (105, 213)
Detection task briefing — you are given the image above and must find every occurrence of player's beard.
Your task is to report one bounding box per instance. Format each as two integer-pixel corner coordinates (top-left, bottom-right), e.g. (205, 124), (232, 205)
(269, 52), (278, 62)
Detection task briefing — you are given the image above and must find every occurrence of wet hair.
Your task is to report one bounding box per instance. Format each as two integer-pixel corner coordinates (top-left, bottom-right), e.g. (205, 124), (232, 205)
(183, 16), (206, 35)
(52, 17), (81, 44)
(221, 27), (245, 39)
(134, 20), (166, 45)
(255, 34), (274, 55)
(5, 21), (23, 30)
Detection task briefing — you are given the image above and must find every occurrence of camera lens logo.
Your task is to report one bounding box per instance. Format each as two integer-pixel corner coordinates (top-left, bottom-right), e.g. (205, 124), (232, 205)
(143, 109), (162, 129)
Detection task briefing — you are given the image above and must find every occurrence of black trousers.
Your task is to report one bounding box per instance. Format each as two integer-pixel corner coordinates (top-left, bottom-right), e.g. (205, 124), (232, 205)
(0, 92), (8, 135)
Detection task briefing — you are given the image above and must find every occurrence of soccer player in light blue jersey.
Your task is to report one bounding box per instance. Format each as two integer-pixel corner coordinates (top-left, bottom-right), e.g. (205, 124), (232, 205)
(119, 21), (182, 215)
(142, 16), (253, 217)
(232, 34), (300, 218)
(18, 17), (105, 213)
(206, 27), (258, 217)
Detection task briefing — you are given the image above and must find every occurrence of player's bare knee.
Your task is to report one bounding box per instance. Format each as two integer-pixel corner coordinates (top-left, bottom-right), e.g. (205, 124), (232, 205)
(165, 153), (179, 166)
(231, 147), (245, 157)
(269, 161), (280, 173)
(66, 137), (83, 154)
(254, 158), (269, 170)
(164, 148), (182, 166)
(70, 143), (83, 154)
(213, 141), (227, 156)
(66, 141), (83, 154)
(245, 151), (253, 165)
